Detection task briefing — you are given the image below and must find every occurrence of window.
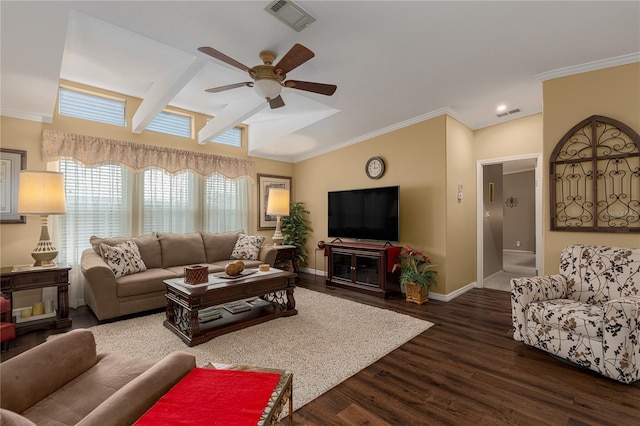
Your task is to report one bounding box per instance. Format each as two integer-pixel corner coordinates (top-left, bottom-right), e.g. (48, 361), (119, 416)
(56, 159), (250, 266)
(58, 88), (126, 126)
(146, 111), (192, 139)
(57, 159), (133, 264)
(142, 168), (199, 233)
(210, 126), (243, 147)
(204, 174), (250, 233)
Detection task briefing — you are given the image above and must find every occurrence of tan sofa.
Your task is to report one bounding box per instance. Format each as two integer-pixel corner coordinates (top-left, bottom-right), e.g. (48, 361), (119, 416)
(81, 230), (277, 321)
(0, 329), (195, 426)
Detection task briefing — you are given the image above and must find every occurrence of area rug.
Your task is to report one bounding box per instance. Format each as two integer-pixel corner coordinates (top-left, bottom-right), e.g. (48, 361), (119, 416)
(87, 288), (433, 413)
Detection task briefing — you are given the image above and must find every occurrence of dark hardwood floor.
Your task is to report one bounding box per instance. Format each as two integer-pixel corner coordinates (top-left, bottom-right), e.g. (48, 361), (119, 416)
(2, 273), (639, 425)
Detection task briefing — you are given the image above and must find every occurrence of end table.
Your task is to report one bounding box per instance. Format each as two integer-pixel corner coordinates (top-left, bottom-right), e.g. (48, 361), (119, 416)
(273, 245), (300, 282)
(0, 264), (72, 335)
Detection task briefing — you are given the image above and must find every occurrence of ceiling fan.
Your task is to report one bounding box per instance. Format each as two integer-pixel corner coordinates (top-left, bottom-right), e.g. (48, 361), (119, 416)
(198, 43), (337, 109)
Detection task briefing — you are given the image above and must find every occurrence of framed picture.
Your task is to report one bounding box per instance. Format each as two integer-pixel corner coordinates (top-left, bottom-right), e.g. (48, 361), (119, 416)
(257, 174), (292, 230)
(1, 148), (27, 224)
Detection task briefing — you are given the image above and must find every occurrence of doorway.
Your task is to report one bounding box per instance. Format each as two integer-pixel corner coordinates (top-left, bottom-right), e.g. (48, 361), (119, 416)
(476, 154), (543, 290)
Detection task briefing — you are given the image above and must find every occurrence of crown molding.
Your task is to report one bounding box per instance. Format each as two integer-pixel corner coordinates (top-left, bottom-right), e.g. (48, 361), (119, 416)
(1, 109), (53, 124)
(293, 107), (453, 162)
(536, 52), (640, 82)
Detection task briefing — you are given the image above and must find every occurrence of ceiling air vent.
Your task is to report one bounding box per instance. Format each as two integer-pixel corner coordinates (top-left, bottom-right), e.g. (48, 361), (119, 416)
(497, 108), (521, 118)
(265, 0), (316, 32)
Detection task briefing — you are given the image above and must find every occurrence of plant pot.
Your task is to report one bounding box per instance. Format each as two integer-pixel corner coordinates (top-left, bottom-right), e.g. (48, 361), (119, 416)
(404, 282), (429, 304)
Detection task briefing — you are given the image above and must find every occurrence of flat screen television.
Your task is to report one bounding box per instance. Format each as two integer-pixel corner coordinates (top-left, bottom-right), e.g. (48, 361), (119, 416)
(328, 185), (400, 242)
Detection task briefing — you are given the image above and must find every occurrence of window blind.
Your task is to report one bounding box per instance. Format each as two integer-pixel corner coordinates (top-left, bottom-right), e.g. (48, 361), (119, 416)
(146, 111), (192, 139)
(58, 88), (126, 126)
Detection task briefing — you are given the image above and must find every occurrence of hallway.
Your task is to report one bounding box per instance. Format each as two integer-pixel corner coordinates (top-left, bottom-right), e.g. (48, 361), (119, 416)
(483, 250), (536, 292)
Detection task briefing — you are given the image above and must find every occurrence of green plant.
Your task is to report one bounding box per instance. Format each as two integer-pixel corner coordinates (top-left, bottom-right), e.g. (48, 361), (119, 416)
(392, 245), (437, 292)
(282, 201), (312, 264)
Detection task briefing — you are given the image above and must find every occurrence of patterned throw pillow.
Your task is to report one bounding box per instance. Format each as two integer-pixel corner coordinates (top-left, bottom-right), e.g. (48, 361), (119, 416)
(230, 234), (266, 261)
(100, 240), (147, 278)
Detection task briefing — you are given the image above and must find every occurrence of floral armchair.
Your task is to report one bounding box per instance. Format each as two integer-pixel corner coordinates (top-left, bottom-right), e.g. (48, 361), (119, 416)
(511, 244), (640, 384)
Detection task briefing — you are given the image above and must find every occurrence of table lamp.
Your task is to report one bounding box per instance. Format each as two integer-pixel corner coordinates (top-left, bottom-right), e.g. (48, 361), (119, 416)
(18, 171), (67, 267)
(266, 188), (290, 246)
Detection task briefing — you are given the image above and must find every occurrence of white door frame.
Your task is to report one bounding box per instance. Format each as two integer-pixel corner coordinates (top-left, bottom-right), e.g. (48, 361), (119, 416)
(476, 153), (543, 288)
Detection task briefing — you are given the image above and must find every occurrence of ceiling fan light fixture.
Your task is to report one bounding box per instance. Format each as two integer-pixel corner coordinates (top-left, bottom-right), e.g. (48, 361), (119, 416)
(253, 78), (282, 100)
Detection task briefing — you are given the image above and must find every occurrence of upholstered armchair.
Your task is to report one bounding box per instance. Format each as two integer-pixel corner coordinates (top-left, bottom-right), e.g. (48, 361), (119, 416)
(511, 244), (640, 384)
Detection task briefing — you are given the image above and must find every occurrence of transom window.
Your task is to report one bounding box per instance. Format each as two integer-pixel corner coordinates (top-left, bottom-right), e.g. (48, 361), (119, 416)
(146, 110), (193, 139)
(58, 87), (126, 127)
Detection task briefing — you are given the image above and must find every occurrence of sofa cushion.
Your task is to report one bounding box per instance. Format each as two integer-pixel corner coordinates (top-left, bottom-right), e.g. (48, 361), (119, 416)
(22, 352), (156, 426)
(91, 234), (162, 269)
(158, 232), (206, 268)
(116, 268), (177, 298)
(230, 234), (265, 261)
(101, 241), (147, 278)
(527, 299), (603, 340)
(200, 230), (243, 263)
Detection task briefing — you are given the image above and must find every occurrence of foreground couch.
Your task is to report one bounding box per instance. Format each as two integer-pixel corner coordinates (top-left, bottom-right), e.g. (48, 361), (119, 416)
(0, 329), (195, 426)
(511, 244), (640, 383)
(82, 230), (277, 321)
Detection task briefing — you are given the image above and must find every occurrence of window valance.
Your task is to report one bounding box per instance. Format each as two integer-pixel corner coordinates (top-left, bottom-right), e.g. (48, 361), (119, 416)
(42, 129), (255, 180)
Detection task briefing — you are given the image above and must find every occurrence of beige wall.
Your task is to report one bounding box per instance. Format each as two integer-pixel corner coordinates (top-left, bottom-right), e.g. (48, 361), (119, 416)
(0, 81), (293, 268)
(445, 116), (477, 293)
(294, 115), (458, 293)
(475, 113), (542, 161)
(542, 63), (640, 273)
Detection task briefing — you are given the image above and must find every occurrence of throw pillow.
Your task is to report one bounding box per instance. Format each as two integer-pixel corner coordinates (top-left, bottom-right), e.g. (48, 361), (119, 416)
(100, 240), (147, 278)
(230, 234), (265, 261)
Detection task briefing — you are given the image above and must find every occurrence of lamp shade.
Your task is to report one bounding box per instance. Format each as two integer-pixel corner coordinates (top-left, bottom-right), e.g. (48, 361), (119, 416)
(18, 171), (67, 215)
(266, 188), (290, 216)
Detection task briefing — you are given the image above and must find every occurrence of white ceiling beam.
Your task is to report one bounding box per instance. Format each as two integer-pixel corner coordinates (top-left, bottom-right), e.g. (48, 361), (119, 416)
(131, 56), (208, 134)
(198, 97), (267, 144)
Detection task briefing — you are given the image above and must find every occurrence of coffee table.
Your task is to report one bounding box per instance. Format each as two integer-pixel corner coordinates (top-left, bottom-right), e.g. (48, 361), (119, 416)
(163, 268), (297, 346)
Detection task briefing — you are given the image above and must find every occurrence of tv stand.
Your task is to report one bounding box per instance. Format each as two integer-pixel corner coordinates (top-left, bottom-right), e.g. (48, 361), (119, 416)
(325, 242), (400, 298)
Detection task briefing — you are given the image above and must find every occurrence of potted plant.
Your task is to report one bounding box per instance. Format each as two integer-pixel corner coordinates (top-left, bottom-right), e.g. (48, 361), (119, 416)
(393, 245), (437, 304)
(282, 201), (312, 264)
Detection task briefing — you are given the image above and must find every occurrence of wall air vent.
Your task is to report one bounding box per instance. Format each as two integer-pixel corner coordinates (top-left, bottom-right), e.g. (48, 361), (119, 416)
(497, 108), (521, 118)
(265, 0), (316, 32)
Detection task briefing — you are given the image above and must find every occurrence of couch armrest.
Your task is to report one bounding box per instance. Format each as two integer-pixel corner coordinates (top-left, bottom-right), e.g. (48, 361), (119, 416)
(78, 351), (196, 426)
(0, 409), (37, 426)
(510, 274), (567, 342)
(0, 330), (97, 414)
(602, 297), (640, 384)
(81, 248), (119, 321)
(259, 246), (277, 267)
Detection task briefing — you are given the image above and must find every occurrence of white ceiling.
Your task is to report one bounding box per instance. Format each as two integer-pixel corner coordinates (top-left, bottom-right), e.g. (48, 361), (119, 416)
(2, 1), (639, 163)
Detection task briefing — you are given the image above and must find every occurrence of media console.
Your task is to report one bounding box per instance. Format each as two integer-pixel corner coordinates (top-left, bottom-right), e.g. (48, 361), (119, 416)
(325, 242), (401, 298)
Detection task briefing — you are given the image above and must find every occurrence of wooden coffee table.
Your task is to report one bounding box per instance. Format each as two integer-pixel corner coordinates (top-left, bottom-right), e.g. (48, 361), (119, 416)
(163, 268), (297, 346)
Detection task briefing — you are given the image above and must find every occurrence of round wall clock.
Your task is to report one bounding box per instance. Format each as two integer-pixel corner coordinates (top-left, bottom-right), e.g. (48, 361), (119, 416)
(365, 157), (385, 179)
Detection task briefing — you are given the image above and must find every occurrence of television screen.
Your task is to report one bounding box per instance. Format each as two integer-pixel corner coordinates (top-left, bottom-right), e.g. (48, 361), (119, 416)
(328, 185), (400, 242)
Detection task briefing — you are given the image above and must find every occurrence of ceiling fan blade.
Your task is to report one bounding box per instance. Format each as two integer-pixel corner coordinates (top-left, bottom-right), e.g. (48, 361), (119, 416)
(274, 44), (314, 75)
(205, 82), (253, 93)
(269, 95), (285, 109)
(198, 46), (251, 72)
(284, 80), (337, 96)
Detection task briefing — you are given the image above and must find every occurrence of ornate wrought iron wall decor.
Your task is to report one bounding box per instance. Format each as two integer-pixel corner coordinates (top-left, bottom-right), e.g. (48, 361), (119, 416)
(550, 115), (640, 232)
(505, 196), (519, 208)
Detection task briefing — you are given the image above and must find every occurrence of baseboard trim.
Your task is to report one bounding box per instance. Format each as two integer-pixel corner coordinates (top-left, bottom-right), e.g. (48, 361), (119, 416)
(429, 282), (477, 302)
(300, 267), (477, 302)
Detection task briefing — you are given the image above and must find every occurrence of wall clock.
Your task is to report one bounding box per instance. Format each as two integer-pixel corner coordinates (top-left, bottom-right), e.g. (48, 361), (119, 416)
(365, 157), (385, 179)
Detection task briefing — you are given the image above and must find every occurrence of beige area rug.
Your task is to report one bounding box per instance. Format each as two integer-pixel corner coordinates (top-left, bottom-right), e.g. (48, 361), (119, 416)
(87, 288), (433, 413)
